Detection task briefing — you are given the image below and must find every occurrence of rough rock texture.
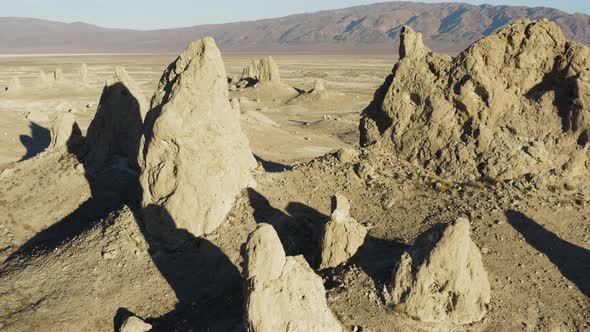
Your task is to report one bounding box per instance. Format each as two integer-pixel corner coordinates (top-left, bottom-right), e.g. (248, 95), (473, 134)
(241, 56), (281, 83)
(335, 147), (359, 164)
(319, 193), (367, 269)
(120, 316), (152, 332)
(50, 113), (82, 149)
(140, 37), (256, 238)
(85, 66), (148, 171)
(390, 218), (491, 324)
(360, 20), (590, 187)
(244, 224), (342, 332)
(37, 71), (50, 86)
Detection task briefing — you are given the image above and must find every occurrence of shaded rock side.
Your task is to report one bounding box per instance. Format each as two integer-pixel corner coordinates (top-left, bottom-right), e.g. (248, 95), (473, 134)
(241, 56), (281, 83)
(50, 112), (82, 149)
(139, 37), (256, 238)
(360, 19), (590, 186)
(319, 193), (367, 269)
(244, 224), (342, 332)
(390, 218), (491, 324)
(85, 66), (148, 171)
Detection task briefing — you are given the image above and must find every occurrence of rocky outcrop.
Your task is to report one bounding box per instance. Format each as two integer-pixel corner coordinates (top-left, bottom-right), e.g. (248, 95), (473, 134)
(244, 224), (342, 332)
(360, 20), (590, 187)
(310, 80), (326, 94)
(241, 56), (281, 83)
(77, 63), (89, 84)
(119, 316), (152, 332)
(85, 66), (147, 171)
(50, 113), (82, 149)
(319, 194), (367, 269)
(53, 68), (64, 82)
(139, 37), (256, 238)
(389, 218), (491, 324)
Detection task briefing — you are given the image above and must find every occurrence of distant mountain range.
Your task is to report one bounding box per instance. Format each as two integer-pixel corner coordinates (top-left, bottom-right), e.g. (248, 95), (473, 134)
(1, 1), (589, 54)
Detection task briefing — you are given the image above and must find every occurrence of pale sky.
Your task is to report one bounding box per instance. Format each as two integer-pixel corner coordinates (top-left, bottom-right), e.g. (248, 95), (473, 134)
(3, 0), (589, 30)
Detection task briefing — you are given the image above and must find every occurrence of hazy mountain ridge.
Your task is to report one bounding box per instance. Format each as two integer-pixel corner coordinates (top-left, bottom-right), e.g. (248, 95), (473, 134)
(1, 1), (589, 54)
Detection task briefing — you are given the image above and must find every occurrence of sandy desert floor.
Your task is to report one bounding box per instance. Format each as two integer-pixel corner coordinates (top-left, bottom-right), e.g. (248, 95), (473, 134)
(0, 53), (588, 332)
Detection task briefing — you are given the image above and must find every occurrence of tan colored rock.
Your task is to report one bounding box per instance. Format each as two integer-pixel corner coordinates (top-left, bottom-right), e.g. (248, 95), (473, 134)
(77, 63), (89, 84)
(390, 218), (491, 324)
(241, 56), (281, 83)
(50, 113), (82, 149)
(139, 37), (256, 238)
(85, 66), (148, 171)
(53, 68), (64, 82)
(230, 98), (242, 114)
(360, 20), (590, 187)
(37, 70), (51, 86)
(311, 79), (326, 93)
(335, 147), (359, 163)
(244, 224), (342, 332)
(120, 315), (152, 332)
(243, 224), (286, 282)
(319, 194), (367, 269)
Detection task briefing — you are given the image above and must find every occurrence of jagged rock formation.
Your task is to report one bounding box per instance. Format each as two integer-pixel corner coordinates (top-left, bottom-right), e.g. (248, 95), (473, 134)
(389, 218), (491, 324)
(360, 19), (590, 187)
(50, 113), (82, 149)
(139, 37), (256, 238)
(85, 66), (148, 171)
(77, 63), (89, 84)
(244, 224), (342, 332)
(241, 56), (281, 83)
(319, 193), (367, 269)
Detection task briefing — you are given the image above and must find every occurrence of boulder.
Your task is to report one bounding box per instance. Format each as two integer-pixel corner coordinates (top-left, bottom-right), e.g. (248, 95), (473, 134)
(85, 66), (147, 171)
(335, 147), (359, 163)
(244, 224), (342, 332)
(319, 194), (367, 269)
(241, 56), (281, 83)
(50, 113), (82, 149)
(119, 316), (152, 332)
(360, 20), (590, 187)
(389, 218), (491, 324)
(140, 37), (256, 238)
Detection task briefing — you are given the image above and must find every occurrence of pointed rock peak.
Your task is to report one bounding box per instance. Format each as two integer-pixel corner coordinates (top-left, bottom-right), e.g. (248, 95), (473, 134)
(244, 224), (286, 282)
(171, 37), (225, 78)
(331, 193), (351, 222)
(390, 217), (491, 324)
(399, 25), (427, 59)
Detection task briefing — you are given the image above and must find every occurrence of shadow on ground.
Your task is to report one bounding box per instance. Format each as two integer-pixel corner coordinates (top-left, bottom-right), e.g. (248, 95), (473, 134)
(19, 122), (50, 161)
(3, 82), (244, 331)
(506, 210), (590, 297)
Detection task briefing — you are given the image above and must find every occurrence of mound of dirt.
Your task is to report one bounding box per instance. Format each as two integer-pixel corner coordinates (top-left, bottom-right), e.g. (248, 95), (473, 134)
(139, 37), (257, 238)
(390, 218), (491, 325)
(360, 19), (590, 188)
(319, 193), (367, 269)
(244, 224), (343, 331)
(84, 66), (147, 171)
